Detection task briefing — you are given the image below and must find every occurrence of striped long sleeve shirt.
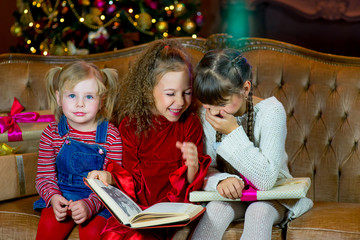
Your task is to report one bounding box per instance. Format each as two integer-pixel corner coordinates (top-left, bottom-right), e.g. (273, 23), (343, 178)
(35, 121), (122, 217)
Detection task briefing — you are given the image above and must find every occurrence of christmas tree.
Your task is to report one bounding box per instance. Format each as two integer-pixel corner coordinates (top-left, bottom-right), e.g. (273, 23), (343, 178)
(11, 0), (203, 55)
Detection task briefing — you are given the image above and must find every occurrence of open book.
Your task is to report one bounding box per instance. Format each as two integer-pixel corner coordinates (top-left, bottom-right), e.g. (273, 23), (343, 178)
(84, 178), (205, 229)
(190, 177), (311, 202)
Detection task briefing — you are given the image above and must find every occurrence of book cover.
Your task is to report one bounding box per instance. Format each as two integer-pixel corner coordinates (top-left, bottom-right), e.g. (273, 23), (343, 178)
(189, 177), (311, 202)
(84, 178), (205, 229)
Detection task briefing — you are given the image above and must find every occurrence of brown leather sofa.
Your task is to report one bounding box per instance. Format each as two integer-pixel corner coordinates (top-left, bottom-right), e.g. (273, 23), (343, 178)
(0, 34), (359, 239)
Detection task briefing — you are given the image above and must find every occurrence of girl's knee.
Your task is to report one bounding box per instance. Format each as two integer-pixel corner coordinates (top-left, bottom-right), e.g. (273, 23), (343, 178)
(245, 201), (283, 222)
(79, 216), (107, 240)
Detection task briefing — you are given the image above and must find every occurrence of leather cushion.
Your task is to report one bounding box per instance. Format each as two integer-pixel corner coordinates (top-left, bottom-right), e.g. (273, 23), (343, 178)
(0, 195), (79, 239)
(287, 202), (360, 240)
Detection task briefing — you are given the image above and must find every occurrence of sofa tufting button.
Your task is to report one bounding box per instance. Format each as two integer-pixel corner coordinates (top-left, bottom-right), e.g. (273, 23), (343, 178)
(343, 112), (348, 120)
(317, 110), (322, 119)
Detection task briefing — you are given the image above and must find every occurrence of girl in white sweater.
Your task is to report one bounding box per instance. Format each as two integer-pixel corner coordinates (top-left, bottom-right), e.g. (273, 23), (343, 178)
(191, 49), (313, 240)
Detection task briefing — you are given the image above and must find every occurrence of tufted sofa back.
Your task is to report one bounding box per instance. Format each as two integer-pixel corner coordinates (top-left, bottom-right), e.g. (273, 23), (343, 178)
(1, 35), (359, 204)
(235, 38), (360, 204)
(0, 38), (205, 113)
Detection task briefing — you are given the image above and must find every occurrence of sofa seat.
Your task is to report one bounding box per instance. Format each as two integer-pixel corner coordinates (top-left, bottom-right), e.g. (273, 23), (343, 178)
(0, 195), (284, 240)
(0, 195), (79, 240)
(287, 202), (360, 240)
(223, 222), (283, 240)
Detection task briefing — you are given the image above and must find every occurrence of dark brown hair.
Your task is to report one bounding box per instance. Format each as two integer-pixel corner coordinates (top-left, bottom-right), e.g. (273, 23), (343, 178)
(194, 48), (254, 142)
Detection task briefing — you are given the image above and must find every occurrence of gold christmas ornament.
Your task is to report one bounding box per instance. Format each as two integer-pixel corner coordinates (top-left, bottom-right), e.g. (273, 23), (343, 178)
(39, 40), (49, 52)
(80, 0), (90, 6)
(174, 3), (186, 17)
(155, 21), (168, 33)
(84, 7), (103, 26)
(137, 12), (152, 30)
(183, 19), (196, 34)
(10, 22), (22, 37)
(51, 44), (64, 56)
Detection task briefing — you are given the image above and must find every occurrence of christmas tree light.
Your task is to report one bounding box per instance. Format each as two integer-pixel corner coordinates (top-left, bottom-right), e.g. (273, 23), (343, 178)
(11, 0), (203, 55)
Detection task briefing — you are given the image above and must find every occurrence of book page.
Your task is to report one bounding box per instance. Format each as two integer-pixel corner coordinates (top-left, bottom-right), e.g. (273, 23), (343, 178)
(101, 184), (142, 217)
(132, 202), (202, 222)
(129, 202), (204, 228)
(85, 178), (142, 224)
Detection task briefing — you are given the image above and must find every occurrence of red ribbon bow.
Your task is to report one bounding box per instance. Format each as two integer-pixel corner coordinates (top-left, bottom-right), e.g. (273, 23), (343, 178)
(0, 98), (55, 142)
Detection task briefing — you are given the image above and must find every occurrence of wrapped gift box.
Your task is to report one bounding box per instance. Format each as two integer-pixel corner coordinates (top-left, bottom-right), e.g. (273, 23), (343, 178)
(0, 110), (53, 153)
(189, 177), (311, 202)
(0, 152), (39, 201)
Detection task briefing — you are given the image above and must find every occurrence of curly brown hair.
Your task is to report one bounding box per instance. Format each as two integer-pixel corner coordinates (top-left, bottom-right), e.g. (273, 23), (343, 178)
(113, 38), (197, 135)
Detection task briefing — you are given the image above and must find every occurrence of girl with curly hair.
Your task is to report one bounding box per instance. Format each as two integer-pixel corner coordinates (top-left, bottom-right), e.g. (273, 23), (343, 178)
(100, 39), (211, 239)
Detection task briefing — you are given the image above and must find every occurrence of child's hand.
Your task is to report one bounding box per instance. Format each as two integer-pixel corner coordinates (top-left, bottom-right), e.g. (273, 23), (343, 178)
(176, 141), (199, 184)
(205, 109), (239, 135)
(217, 177), (244, 200)
(50, 194), (71, 222)
(87, 170), (114, 186)
(68, 200), (90, 224)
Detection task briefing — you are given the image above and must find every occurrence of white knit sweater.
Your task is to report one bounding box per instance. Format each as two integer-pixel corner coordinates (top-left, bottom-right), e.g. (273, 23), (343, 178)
(201, 96), (313, 220)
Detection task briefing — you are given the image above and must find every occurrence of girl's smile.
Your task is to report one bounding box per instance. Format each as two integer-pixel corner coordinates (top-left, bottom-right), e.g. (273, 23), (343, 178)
(152, 70), (192, 122)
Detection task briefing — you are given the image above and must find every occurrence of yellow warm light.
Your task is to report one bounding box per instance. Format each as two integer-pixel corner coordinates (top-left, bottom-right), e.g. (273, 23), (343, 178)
(43, 51), (48, 56)
(60, 18), (65, 22)
(128, 8), (133, 14)
(163, 32), (168, 37)
(79, 17), (85, 22)
(27, 40), (31, 44)
(170, 5), (174, 10)
(100, 15), (105, 20)
(29, 22), (34, 27)
(151, 19), (156, 23)
(35, 23), (40, 28)
(176, 26), (181, 31)
(165, 7), (169, 11)
(24, 9), (29, 14)
(192, 34), (197, 38)
(135, 14), (139, 19)
(30, 47), (36, 53)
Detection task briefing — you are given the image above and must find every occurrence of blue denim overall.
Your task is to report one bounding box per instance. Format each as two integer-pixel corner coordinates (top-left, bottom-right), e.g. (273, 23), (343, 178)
(34, 115), (111, 219)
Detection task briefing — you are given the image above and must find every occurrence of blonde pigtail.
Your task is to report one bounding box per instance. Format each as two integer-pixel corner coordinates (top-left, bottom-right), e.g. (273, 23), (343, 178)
(101, 68), (119, 121)
(45, 66), (62, 121)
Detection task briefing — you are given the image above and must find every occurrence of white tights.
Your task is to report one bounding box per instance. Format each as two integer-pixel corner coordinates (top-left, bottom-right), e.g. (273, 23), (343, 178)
(191, 201), (286, 240)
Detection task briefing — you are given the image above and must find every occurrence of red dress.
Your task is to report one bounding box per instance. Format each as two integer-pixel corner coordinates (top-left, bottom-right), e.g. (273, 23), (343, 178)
(102, 114), (211, 240)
